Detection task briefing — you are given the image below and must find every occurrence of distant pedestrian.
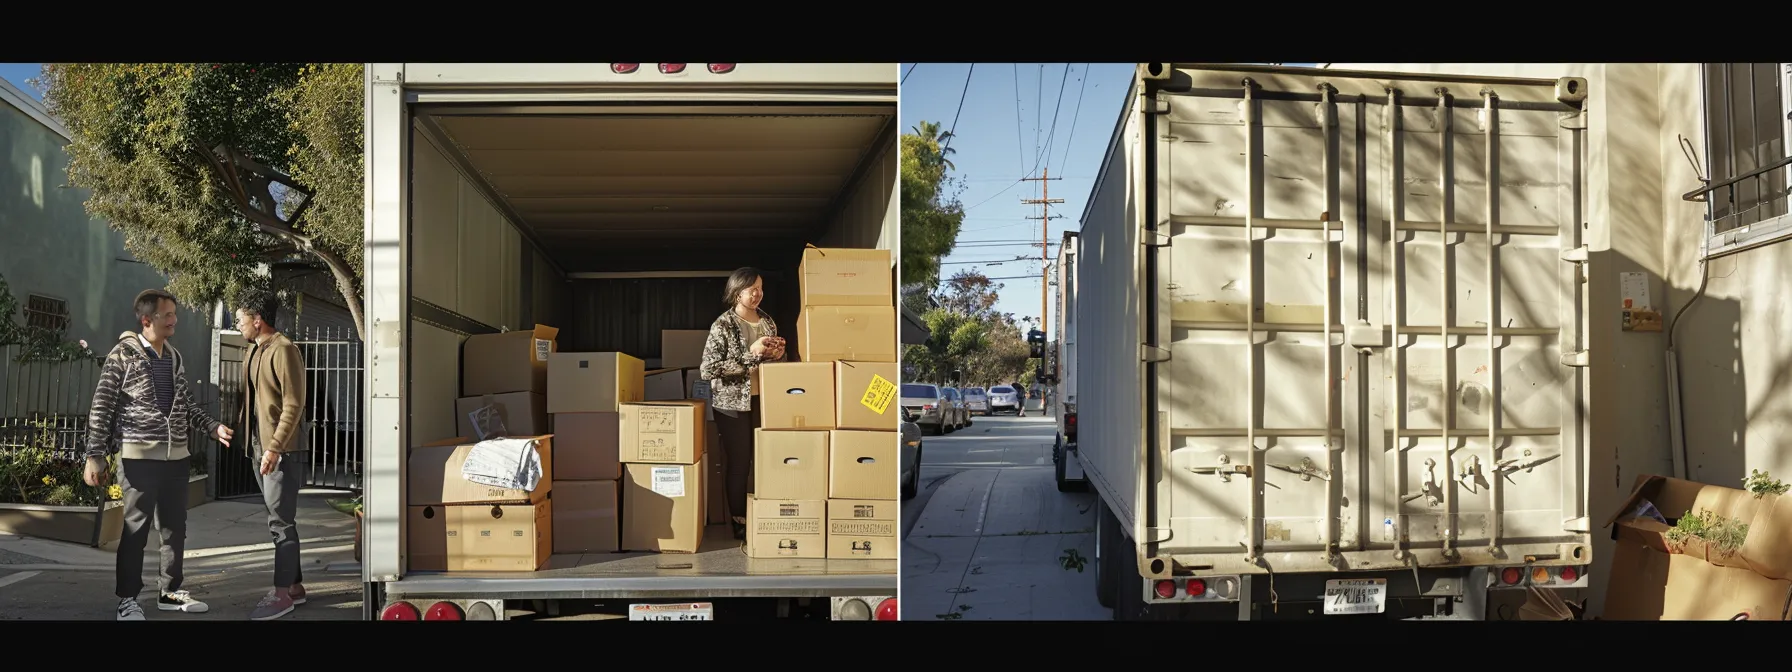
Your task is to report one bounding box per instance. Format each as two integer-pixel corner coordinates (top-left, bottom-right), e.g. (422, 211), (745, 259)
(85, 289), (234, 621)
(233, 295), (310, 621)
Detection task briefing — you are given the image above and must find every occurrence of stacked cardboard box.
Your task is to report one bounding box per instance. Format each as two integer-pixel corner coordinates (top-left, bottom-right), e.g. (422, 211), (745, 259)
(408, 325), (561, 571)
(747, 247), (900, 560)
(548, 352), (645, 555)
(619, 400), (709, 553)
(651, 330), (731, 528)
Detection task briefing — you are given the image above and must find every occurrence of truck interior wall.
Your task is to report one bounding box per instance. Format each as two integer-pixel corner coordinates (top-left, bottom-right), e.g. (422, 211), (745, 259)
(815, 136), (899, 251)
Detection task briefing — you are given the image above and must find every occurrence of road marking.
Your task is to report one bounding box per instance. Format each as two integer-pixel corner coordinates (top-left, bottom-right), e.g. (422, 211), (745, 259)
(181, 534), (354, 559)
(0, 571), (42, 589)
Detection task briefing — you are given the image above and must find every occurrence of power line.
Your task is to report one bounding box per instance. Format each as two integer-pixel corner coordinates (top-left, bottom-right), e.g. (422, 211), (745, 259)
(1030, 64), (1072, 178)
(901, 63), (917, 85)
(944, 63), (975, 154)
(1012, 64), (1026, 176)
(1057, 63), (1091, 171)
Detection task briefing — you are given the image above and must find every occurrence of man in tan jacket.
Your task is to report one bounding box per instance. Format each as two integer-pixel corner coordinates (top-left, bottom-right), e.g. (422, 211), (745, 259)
(233, 294), (309, 621)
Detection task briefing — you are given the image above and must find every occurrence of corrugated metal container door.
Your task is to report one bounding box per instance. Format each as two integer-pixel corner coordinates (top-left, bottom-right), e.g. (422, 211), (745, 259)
(1149, 67), (1591, 573)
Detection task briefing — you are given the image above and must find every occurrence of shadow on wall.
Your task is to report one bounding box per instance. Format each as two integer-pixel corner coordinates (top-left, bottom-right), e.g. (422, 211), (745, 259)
(1674, 256), (1771, 490)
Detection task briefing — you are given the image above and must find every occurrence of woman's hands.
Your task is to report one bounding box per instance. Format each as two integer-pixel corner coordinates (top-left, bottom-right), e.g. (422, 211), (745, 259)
(751, 336), (786, 360)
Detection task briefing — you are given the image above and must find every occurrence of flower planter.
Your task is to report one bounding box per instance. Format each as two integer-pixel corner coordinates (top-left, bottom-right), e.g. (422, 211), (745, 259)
(0, 499), (125, 552)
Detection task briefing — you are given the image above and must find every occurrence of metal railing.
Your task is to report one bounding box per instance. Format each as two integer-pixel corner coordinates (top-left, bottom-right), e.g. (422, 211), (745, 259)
(0, 345), (217, 475)
(212, 326), (364, 497)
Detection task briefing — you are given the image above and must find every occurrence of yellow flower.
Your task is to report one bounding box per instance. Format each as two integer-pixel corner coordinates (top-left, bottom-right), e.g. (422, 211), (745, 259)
(108, 484), (123, 500)
(42, 475), (55, 486)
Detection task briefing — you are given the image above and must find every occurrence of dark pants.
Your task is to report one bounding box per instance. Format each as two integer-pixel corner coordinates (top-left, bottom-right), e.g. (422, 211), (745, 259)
(713, 397), (761, 522)
(253, 448), (307, 589)
(116, 457), (190, 599)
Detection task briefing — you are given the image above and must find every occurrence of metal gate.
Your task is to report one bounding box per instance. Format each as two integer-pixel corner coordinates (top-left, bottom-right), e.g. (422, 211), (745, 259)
(212, 326), (364, 498)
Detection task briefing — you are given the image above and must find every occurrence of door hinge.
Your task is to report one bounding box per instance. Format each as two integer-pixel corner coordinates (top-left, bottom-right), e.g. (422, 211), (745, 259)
(1560, 245), (1590, 263)
(1560, 350), (1591, 368)
(1563, 516), (1591, 533)
(1141, 345), (1171, 363)
(1143, 230), (1172, 248)
(1559, 111), (1588, 130)
(1147, 98), (1171, 115)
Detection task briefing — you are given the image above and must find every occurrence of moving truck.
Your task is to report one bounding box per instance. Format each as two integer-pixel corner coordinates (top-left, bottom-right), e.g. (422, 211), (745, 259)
(1074, 64), (1595, 620)
(1052, 230), (1087, 492)
(361, 63), (900, 620)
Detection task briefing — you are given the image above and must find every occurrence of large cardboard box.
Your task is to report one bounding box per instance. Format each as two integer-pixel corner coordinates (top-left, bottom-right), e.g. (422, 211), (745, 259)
(619, 401), (706, 464)
(798, 247), (893, 308)
(408, 436), (553, 506)
(1602, 474), (1792, 620)
(828, 430), (898, 500)
(644, 368), (687, 401)
(462, 325), (558, 397)
(760, 362), (836, 430)
(834, 361), (899, 431)
(553, 480), (620, 554)
(661, 330), (709, 370)
(547, 352), (646, 414)
(744, 495), (826, 559)
(551, 412), (621, 481)
(622, 458), (709, 554)
(826, 499), (897, 560)
(754, 429), (829, 500)
(407, 501), (553, 572)
(794, 306), (897, 364)
(455, 392), (546, 441)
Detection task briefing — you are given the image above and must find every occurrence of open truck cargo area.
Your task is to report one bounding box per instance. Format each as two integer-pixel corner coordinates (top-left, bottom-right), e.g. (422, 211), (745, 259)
(1077, 64), (1595, 619)
(362, 63), (899, 620)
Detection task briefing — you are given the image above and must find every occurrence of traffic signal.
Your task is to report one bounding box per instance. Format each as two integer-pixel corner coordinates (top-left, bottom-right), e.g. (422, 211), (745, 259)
(1028, 329), (1045, 360)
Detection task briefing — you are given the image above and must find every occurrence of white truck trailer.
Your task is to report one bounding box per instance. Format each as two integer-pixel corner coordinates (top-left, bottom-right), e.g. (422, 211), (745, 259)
(1052, 229), (1087, 492)
(1075, 63), (1595, 620)
(360, 63), (900, 621)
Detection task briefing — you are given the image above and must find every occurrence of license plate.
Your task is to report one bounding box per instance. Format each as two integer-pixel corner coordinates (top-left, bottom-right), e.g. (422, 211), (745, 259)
(1322, 579), (1387, 615)
(628, 603), (714, 621)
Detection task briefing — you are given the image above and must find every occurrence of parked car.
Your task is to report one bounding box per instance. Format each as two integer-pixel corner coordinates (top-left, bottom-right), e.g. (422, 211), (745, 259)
(962, 387), (989, 416)
(900, 415), (923, 500)
(987, 385), (1021, 415)
(940, 387), (969, 431)
(900, 383), (953, 435)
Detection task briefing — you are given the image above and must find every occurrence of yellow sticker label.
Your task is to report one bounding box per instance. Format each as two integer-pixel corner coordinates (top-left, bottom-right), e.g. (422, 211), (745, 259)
(860, 374), (896, 415)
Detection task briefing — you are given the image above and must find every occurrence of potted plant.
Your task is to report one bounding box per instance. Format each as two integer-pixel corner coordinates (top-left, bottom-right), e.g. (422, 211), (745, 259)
(331, 496), (364, 562)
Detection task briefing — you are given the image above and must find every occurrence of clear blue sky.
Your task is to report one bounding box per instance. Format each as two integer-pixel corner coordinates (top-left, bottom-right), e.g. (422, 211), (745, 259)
(1, 63), (44, 99)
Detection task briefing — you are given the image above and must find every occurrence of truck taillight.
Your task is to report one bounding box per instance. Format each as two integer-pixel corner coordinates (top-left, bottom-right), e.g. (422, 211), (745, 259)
(1065, 412), (1077, 437)
(875, 598), (898, 620)
(611, 63), (639, 74)
(709, 63), (736, 74)
(923, 404), (935, 410)
(1186, 579), (1206, 597)
(659, 63), (687, 74)
(380, 602), (421, 620)
(1154, 580), (1176, 599)
(424, 601), (463, 620)
(1560, 566), (1579, 582)
(1501, 567), (1522, 585)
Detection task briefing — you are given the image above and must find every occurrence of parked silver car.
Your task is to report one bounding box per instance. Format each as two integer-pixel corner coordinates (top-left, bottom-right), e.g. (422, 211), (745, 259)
(900, 383), (956, 435)
(987, 385), (1021, 415)
(962, 387), (989, 416)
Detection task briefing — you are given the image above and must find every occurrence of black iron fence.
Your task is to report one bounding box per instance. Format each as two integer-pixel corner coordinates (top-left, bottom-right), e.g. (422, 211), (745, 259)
(212, 326), (364, 498)
(0, 345), (217, 478)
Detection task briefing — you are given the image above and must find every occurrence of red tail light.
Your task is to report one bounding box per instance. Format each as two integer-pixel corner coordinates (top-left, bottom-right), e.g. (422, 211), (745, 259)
(708, 63), (736, 74)
(1065, 413), (1078, 437)
(380, 602), (421, 620)
(1186, 579), (1206, 597)
(923, 404), (935, 410)
(424, 601), (463, 620)
(1560, 566), (1579, 582)
(1154, 580), (1176, 599)
(874, 598), (898, 620)
(611, 63), (639, 74)
(1501, 567), (1522, 585)
(659, 63), (686, 74)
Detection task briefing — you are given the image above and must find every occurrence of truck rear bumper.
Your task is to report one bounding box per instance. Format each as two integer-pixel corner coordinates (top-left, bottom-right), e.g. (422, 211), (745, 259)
(385, 572), (897, 601)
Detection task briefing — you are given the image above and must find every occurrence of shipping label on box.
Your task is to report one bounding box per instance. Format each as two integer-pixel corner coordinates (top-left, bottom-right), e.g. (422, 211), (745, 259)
(827, 499), (897, 559)
(754, 429), (830, 500)
(835, 361), (899, 431)
(794, 306), (897, 364)
(407, 436), (554, 506)
(828, 430), (897, 500)
(799, 247), (893, 308)
(462, 325), (559, 397)
(547, 352), (646, 414)
(745, 495), (826, 559)
(620, 401), (706, 464)
(760, 362), (837, 430)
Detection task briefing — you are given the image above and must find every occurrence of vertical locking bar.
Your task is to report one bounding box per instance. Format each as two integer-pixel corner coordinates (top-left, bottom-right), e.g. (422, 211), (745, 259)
(1243, 78), (1264, 563)
(1436, 89), (1457, 558)
(1483, 90), (1503, 550)
(1320, 85), (1341, 562)
(1386, 88), (1408, 559)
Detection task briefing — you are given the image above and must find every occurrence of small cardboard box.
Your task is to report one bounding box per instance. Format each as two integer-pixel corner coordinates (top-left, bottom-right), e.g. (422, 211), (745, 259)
(661, 330), (709, 370)
(619, 401), (707, 465)
(760, 362), (837, 430)
(622, 458), (708, 554)
(828, 430), (898, 500)
(754, 429), (830, 500)
(745, 495), (826, 559)
(794, 306), (897, 364)
(798, 247), (893, 308)
(553, 480), (620, 554)
(547, 352), (646, 414)
(407, 436), (554, 506)
(462, 325), (558, 397)
(455, 392), (546, 441)
(834, 361), (899, 431)
(644, 368), (688, 402)
(826, 499), (897, 560)
(1602, 474), (1792, 620)
(408, 500), (553, 572)
(550, 412), (621, 481)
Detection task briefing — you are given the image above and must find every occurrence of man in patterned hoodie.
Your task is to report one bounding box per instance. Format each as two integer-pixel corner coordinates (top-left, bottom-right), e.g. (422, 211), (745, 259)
(84, 289), (235, 621)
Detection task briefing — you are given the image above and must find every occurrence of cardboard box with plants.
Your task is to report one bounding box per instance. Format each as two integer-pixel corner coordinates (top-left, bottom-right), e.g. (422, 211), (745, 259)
(1601, 469), (1791, 620)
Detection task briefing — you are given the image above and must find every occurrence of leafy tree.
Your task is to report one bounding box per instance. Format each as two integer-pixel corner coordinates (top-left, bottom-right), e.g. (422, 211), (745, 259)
(900, 269), (1032, 387)
(34, 63), (366, 338)
(900, 121), (964, 288)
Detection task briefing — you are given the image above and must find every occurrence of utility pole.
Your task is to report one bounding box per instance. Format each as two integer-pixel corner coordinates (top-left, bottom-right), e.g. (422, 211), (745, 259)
(1021, 168), (1064, 339)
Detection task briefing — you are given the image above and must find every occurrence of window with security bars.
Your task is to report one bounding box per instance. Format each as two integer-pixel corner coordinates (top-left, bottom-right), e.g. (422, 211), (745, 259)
(1699, 63), (1792, 256)
(24, 294), (70, 335)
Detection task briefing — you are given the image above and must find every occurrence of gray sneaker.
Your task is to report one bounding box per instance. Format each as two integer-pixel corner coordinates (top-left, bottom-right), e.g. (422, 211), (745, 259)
(117, 598), (146, 621)
(249, 590), (295, 621)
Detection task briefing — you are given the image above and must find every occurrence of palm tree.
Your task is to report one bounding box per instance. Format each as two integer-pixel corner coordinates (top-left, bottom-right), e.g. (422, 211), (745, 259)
(910, 121), (956, 172)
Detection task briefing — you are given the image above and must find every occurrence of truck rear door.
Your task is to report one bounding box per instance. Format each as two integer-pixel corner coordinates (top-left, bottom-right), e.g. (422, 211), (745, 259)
(1145, 65), (1593, 574)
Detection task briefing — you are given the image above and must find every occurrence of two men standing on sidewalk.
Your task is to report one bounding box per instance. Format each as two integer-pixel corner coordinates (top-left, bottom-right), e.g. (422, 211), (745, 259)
(85, 289), (310, 621)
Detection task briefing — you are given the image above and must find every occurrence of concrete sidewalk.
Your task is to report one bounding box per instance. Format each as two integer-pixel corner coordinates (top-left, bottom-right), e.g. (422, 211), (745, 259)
(0, 490), (365, 620)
